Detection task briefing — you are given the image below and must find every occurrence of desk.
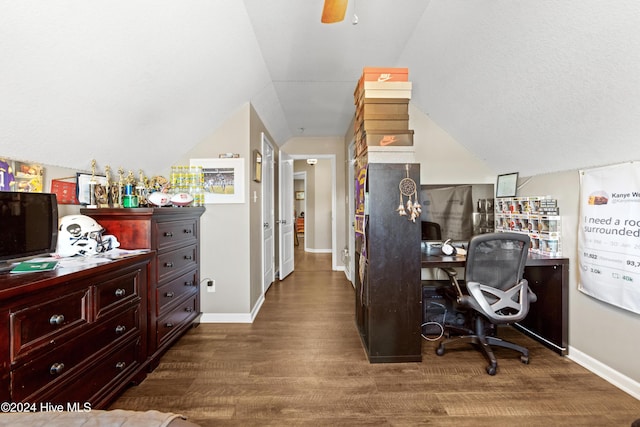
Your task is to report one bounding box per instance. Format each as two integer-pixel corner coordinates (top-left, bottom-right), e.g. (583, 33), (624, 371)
(422, 253), (569, 355)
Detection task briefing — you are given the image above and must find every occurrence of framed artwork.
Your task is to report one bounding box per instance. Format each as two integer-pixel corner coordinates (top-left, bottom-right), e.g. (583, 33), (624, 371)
(51, 178), (78, 204)
(253, 149), (262, 182)
(76, 173), (108, 205)
(190, 158), (245, 204)
(295, 191), (305, 200)
(496, 172), (519, 198)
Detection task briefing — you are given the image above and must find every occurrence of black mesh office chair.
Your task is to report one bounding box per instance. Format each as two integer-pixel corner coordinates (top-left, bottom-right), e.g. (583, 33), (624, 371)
(435, 232), (536, 375)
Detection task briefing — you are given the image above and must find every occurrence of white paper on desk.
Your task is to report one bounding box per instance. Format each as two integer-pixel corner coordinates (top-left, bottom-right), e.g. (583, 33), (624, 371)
(96, 248), (149, 260)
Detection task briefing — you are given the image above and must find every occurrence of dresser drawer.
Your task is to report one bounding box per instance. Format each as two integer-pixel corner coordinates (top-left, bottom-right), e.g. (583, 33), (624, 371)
(156, 219), (198, 251)
(156, 244), (197, 282)
(11, 306), (140, 401)
(47, 338), (141, 406)
(157, 269), (198, 316)
(10, 290), (89, 361)
(93, 269), (141, 319)
(157, 294), (198, 346)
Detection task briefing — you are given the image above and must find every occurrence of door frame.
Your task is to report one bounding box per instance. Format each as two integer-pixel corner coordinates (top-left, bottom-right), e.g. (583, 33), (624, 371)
(261, 133), (275, 294)
(278, 150), (295, 280)
(293, 171), (307, 251)
(346, 140), (355, 285)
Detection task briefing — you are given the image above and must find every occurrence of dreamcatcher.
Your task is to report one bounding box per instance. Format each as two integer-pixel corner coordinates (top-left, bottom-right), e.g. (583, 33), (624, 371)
(396, 164), (421, 222)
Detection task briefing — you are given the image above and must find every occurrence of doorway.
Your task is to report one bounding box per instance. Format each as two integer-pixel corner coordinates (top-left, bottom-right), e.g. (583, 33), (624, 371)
(294, 171), (306, 250)
(290, 155), (337, 269)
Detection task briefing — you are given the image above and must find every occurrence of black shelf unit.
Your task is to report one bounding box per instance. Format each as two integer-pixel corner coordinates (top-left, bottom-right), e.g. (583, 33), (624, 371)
(354, 162), (422, 363)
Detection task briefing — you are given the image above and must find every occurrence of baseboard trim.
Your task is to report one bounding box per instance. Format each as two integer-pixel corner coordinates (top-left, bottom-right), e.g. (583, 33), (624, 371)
(567, 346), (640, 400)
(306, 248), (332, 253)
(199, 294), (265, 324)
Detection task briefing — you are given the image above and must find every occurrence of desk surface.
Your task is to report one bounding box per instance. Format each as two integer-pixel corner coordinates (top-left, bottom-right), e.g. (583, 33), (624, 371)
(422, 252), (569, 268)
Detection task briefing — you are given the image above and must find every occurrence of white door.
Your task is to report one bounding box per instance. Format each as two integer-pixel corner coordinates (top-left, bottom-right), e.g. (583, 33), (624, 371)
(262, 134), (275, 293)
(347, 141), (355, 284)
(279, 150), (295, 279)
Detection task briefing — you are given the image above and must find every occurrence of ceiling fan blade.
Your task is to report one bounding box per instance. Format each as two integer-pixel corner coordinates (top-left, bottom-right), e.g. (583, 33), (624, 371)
(321, 0), (348, 23)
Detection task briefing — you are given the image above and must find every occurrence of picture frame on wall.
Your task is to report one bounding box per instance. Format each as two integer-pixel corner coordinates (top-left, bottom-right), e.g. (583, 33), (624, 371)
(190, 158), (245, 204)
(496, 172), (519, 198)
(253, 149), (262, 183)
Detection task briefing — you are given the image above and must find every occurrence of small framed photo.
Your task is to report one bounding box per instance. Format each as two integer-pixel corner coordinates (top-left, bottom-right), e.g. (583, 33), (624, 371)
(253, 149), (262, 183)
(190, 158), (245, 204)
(295, 191), (305, 200)
(76, 173), (108, 205)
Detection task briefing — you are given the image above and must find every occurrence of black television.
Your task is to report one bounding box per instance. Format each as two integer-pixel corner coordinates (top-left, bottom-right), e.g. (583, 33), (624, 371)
(0, 192), (59, 272)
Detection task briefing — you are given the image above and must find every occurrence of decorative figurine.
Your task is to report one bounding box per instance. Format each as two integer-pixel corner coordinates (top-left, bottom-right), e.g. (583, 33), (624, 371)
(137, 169), (149, 206)
(87, 159), (98, 208)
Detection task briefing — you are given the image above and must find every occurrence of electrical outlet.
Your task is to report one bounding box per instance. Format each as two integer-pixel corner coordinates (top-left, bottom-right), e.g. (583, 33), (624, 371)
(207, 280), (215, 293)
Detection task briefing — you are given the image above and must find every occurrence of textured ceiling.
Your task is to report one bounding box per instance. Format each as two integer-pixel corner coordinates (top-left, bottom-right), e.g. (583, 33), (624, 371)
(2, 1), (640, 177)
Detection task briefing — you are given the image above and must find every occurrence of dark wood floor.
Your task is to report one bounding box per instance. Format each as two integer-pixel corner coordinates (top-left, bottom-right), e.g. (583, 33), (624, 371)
(111, 242), (640, 426)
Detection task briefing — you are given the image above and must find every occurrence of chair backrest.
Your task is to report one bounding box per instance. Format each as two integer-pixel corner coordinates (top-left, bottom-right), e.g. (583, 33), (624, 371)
(421, 221), (442, 241)
(464, 232), (530, 291)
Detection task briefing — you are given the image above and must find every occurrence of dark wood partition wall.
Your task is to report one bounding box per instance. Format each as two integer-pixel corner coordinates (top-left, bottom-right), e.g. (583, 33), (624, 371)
(355, 163), (423, 363)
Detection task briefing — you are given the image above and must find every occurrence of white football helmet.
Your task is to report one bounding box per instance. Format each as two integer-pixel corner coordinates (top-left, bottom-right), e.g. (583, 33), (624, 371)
(57, 215), (120, 257)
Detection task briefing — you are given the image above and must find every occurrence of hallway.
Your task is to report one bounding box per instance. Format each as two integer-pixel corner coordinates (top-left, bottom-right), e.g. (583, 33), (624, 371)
(110, 250), (640, 426)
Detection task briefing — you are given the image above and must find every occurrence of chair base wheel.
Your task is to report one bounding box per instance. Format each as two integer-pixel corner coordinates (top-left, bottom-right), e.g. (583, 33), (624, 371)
(435, 345), (445, 356)
(520, 355), (530, 364)
(486, 365), (497, 375)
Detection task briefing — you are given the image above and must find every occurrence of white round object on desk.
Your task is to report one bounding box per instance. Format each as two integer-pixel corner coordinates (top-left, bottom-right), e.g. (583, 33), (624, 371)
(148, 191), (171, 207)
(171, 193), (194, 207)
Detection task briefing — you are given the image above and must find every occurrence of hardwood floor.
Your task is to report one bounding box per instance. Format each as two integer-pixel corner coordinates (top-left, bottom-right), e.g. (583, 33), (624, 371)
(110, 245), (640, 426)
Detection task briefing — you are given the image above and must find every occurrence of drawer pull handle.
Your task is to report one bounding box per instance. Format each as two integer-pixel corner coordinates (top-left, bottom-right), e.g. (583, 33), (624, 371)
(184, 281), (194, 286)
(165, 262), (174, 268)
(166, 322), (174, 328)
(185, 307), (193, 313)
(183, 229), (192, 234)
(115, 325), (126, 334)
(115, 361), (126, 370)
(165, 292), (174, 298)
(164, 232), (173, 237)
(50, 363), (65, 375)
(115, 288), (126, 297)
(184, 255), (192, 260)
(49, 314), (65, 325)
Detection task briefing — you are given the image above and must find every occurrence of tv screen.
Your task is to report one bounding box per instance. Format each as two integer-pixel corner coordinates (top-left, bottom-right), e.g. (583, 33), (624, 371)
(0, 192), (58, 269)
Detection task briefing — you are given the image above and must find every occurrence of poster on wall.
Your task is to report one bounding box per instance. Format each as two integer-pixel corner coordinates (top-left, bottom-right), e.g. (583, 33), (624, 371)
(578, 162), (640, 314)
(0, 158), (43, 192)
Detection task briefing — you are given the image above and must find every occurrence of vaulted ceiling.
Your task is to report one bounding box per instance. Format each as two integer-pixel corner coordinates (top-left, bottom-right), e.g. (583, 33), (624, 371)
(3, 1), (640, 178)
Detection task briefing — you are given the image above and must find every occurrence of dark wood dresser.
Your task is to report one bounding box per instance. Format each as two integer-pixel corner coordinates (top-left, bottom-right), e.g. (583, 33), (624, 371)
(0, 253), (152, 408)
(81, 207), (205, 368)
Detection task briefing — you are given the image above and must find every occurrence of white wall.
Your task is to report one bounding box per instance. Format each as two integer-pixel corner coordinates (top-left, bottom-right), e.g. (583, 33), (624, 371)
(180, 104), (252, 317)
